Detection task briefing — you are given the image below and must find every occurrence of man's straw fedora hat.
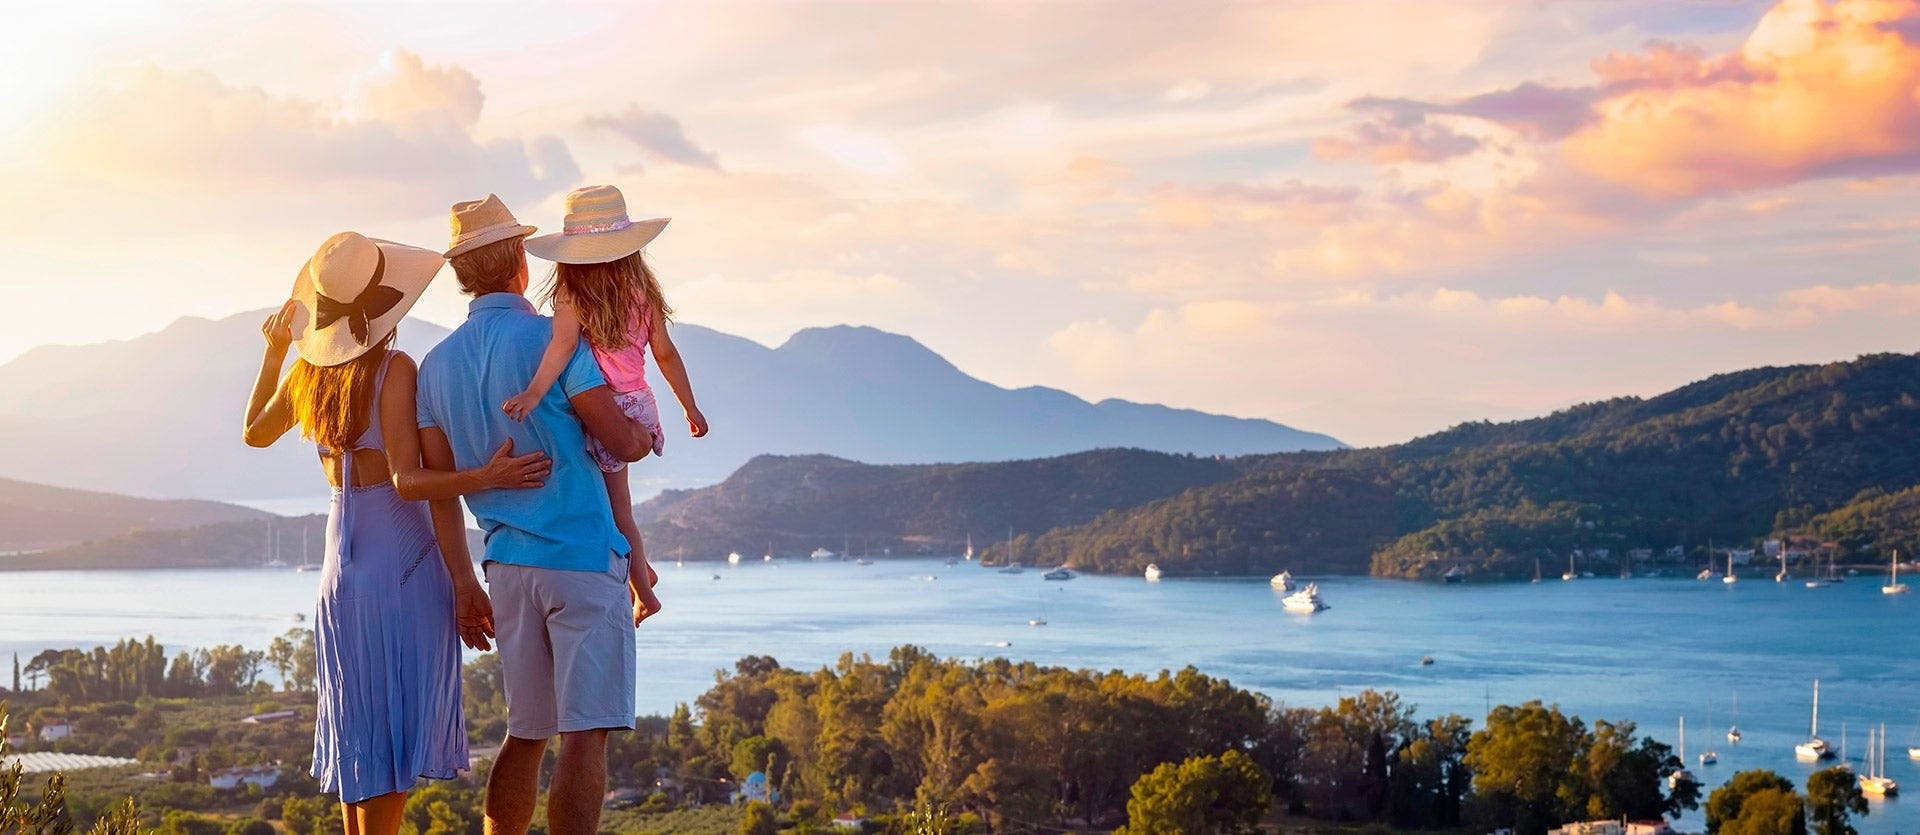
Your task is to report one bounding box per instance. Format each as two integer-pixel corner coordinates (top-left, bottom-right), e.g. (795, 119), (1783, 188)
(524, 185), (668, 265)
(444, 193), (537, 258)
(290, 232), (443, 367)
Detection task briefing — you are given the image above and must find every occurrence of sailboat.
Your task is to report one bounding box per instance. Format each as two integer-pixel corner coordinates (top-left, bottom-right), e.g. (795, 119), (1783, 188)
(1532, 557), (1542, 584)
(262, 519), (287, 568)
(1699, 704), (1719, 765)
(763, 543), (773, 562)
(1728, 693), (1742, 743)
(295, 526), (317, 572)
(1861, 724), (1899, 796)
(1796, 680), (1835, 760)
(1669, 716), (1696, 789)
(1906, 714), (1920, 761)
(997, 527), (1024, 574)
(1722, 550), (1738, 584)
(1882, 550), (1909, 595)
(1561, 552), (1578, 582)
(964, 534), (974, 562)
(1776, 549), (1789, 583)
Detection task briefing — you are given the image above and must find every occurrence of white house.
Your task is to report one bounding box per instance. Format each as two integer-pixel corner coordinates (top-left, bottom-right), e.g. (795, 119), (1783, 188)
(36, 723), (72, 742)
(209, 765), (280, 790)
(1549, 822), (1623, 835)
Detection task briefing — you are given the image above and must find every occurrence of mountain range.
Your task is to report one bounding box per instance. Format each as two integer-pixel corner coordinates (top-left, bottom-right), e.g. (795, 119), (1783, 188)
(11, 352), (1920, 577)
(0, 310), (1342, 500)
(631, 352), (1920, 576)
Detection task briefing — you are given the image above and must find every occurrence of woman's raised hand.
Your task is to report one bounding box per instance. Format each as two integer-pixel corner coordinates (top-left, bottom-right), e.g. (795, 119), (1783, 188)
(261, 299), (296, 352)
(478, 439), (550, 489)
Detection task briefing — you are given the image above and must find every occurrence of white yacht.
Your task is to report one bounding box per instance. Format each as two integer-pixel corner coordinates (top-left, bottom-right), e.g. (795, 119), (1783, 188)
(1861, 724), (1899, 796)
(1796, 680), (1835, 761)
(727, 551), (742, 565)
(1728, 693), (1742, 744)
(1882, 550), (1909, 595)
(810, 547), (836, 561)
(1282, 582), (1328, 614)
(1269, 570), (1297, 591)
(1442, 565), (1466, 584)
(1144, 563), (1162, 582)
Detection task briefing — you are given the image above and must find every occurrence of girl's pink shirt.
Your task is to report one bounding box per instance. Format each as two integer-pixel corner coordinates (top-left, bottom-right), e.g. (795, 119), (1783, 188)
(590, 303), (653, 394)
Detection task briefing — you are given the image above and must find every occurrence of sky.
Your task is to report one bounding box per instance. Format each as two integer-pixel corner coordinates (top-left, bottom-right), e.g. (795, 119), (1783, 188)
(2, 0), (1919, 446)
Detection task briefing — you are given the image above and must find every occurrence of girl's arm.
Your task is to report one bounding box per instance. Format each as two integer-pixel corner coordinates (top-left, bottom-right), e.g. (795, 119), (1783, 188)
(382, 352), (552, 501)
(649, 305), (708, 438)
(502, 298), (584, 421)
(242, 301), (299, 448)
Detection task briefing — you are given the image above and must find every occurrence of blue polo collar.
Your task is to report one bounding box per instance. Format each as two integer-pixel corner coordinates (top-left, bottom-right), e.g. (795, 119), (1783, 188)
(469, 293), (535, 316)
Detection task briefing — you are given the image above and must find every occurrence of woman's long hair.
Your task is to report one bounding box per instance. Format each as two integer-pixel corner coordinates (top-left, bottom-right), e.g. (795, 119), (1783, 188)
(284, 336), (392, 453)
(547, 251), (672, 352)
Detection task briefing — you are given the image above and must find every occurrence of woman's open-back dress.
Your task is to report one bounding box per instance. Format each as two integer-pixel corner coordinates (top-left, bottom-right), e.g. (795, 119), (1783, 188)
(311, 351), (468, 802)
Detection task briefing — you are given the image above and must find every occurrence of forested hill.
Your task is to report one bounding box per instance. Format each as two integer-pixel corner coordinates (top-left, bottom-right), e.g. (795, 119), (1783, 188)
(0, 477), (265, 552)
(634, 448), (1248, 559)
(1014, 353), (1920, 578)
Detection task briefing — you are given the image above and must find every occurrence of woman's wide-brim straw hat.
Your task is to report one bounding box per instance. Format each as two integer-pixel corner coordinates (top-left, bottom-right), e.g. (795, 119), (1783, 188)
(290, 232), (444, 367)
(524, 185), (669, 265)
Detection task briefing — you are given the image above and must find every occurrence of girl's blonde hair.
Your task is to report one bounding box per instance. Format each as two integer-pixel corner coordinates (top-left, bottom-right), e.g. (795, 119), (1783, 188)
(284, 337), (391, 453)
(547, 251), (672, 352)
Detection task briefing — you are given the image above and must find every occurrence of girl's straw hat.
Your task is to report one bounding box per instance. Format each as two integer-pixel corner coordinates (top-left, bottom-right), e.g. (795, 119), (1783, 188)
(290, 231), (444, 367)
(524, 185), (669, 265)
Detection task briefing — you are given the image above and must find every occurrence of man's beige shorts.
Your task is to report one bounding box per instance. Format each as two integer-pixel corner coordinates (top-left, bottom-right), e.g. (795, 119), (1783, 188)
(485, 553), (636, 739)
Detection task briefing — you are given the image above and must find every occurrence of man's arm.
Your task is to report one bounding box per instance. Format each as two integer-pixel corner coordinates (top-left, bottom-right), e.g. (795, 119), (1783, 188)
(571, 385), (652, 463)
(420, 425), (494, 651)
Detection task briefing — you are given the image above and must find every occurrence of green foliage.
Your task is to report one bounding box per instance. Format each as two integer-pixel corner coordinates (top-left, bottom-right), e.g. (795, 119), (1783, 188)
(1, 702), (144, 835)
(1804, 766), (1867, 835)
(737, 801), (777, 835)
(1721, 789), (1807, 835)
(729, 736), (789, 782)
(221, 818), (273, 835)
(1116, 749), (1270, 835)
(1707, 771), (1798, 834)
(1466, 701), (1691, 835)
(280, 796), (343, 835)
(400, 782), (484, 835)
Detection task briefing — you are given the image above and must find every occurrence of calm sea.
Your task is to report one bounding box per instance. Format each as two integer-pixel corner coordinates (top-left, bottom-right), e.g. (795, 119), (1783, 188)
(3, 559), (1915, 832)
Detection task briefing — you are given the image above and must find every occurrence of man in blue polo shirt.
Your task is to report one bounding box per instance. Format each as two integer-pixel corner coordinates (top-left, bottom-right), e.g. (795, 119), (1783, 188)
(414, 194), (653, 835)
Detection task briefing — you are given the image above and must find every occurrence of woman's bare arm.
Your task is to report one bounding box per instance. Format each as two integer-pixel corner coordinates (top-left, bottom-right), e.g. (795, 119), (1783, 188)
(381, 352), (550, 502)
(648, 306), (708, 438)
(243, 301), (299, 448)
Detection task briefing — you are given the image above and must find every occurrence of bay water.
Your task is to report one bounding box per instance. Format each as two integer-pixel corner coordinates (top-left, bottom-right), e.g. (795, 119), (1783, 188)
(3, 558), (1915, 831)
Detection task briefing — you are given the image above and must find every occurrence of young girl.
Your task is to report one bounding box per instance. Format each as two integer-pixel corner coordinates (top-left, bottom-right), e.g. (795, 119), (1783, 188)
(511, 185), (707, 621)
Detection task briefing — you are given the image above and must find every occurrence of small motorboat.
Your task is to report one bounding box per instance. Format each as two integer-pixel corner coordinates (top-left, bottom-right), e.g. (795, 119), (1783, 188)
(1269, 570), (1297, 591)
(1144, 563), (1162, 582)
(1441, 565), (1466, 584)
(727, 551), (742, 565)
(1029, 617), (1047, 627)
(1042, 567), (1074, 581)
(1420, 656), (1434, 666)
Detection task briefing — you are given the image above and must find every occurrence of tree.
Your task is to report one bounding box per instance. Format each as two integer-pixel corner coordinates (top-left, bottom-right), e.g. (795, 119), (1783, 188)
(225, 818), (276, 835)
(1707, 771), (1798, 834)
(1721, 788), (1807, 835)
(1466, 701), (1587, 833)
(738, 801), (778, 835)
(1117, 749), (1271, 835)
(283, 795), (345, 835)
(2, 703), (144, 835)
(1804, 766), (1868, 835)
(731, 735), (791, 782)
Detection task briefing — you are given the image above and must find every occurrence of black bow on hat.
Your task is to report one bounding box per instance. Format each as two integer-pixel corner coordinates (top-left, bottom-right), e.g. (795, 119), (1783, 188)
(313, 248), (402, 345)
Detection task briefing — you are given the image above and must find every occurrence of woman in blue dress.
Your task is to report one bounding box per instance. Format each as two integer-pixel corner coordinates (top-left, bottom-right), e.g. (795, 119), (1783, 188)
(242, 232), (550, 834)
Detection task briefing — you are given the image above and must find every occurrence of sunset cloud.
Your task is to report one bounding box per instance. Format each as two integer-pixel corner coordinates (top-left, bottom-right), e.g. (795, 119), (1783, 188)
(43, 51), (577, 211)
(583, 105), (722, 171)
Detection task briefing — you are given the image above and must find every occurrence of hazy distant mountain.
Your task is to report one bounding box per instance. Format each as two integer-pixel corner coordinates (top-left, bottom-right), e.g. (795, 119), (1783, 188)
(0, 477), (265, 552)
(0, 311), (1343, 500)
